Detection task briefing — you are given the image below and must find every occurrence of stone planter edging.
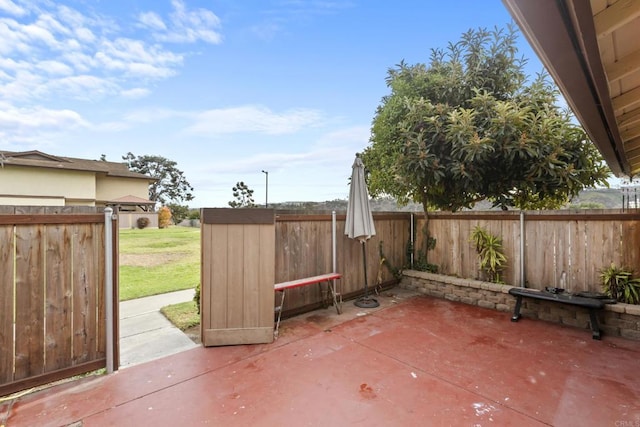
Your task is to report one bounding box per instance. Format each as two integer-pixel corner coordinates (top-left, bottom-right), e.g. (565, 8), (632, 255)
(400, 270), (640, 341)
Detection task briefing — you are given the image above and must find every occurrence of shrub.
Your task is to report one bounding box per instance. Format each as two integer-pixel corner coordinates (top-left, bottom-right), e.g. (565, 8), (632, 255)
(414, 250), (438, 273)
(158, 206), (172, 228)
(167, 203), (189, 224)
(600, 264), (640, 304)
(194, 283), (201, 314)
(136, 217), (150, 229)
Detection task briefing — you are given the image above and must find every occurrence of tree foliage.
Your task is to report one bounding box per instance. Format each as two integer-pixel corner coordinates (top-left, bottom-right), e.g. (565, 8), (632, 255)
(158, 206), (172, 229)
(362, 26), (610, 212)
(123, 152), (194, 206)
(229, 181), (257, 208)
(167, 203), (190, 224)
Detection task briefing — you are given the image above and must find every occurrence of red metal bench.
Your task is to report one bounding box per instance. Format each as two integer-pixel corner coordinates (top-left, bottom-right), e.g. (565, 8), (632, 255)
(274, 273), (342, 338)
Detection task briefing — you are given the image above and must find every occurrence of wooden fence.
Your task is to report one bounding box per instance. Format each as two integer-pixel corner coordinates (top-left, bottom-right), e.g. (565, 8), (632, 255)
(273, 209), (640, 313)
(274, 212), (412, 315)
(118, 211), (158, 229)
(414, 210), (640, 293)
(200, 209), (275, 346)
(0, 206), (118, 397)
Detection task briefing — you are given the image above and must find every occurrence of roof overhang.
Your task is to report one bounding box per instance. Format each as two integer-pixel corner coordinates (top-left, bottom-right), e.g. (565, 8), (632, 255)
(503, 0), (640, 178)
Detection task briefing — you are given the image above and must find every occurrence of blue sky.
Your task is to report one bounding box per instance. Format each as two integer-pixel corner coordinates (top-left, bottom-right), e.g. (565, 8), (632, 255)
(1, 0), (548, 207)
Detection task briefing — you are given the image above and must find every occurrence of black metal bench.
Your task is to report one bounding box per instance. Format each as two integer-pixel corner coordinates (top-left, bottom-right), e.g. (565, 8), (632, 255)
(508, 287), (606, 340)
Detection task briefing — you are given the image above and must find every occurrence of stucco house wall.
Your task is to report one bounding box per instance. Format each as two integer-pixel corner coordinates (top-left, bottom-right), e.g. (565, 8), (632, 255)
(0, 151), (155, 213)
(95, 175), (150, 204)
(0, 165), (96, 206)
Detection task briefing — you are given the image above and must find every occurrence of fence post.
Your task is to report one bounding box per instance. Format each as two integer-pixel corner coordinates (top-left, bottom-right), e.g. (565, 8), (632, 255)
(104, 207), (115, 373)
(520, 210), (526, 287)
(410, 213), (414, 269)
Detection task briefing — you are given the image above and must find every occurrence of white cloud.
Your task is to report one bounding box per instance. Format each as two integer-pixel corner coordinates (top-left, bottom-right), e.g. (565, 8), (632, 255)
(35, 59), (73, 76)
(74, 26), (95, 44)
(47, 75), (119, 100)
(0, 0), (26, 17)
(120, 87), (150, 99)
(0, 104), (88, 145)
(123, 108), (186, 124)
(139, 11), (166, 31)
(0, 0), (220, 106)
(139, 0), (222, 44)
(186, 105), (324, 135)
(95, 38), (183, 78)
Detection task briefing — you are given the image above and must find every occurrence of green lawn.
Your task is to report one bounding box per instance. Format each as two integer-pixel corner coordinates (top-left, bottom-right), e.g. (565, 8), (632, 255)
(119, 227), (200, 301)
(160, 301), (200, 331)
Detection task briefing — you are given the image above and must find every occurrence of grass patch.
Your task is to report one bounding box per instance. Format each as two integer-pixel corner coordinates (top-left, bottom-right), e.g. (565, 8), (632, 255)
(160, 301), (200, 331)
(119, 227), (200, 301)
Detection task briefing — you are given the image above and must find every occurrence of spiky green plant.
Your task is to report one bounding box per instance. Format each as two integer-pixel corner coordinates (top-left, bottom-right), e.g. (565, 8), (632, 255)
(470, 225), (507, 283)
(600, 264), (640, 304)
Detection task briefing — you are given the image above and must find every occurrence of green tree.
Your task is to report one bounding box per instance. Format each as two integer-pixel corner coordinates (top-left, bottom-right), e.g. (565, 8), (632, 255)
(167, 203), (190, 224)
(123, 153), (194, 205)
(229, 181), (257, 208)
(362, 25), (610, 212)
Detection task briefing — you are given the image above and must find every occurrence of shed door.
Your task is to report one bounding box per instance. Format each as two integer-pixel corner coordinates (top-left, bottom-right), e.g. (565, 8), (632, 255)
(200, 208), (275, 346)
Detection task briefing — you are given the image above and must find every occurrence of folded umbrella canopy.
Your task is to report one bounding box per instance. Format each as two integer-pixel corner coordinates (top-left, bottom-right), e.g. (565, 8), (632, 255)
(345, 153), (379, 308)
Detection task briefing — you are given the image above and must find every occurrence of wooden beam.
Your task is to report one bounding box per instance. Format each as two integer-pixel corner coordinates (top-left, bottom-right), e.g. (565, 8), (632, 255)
(626, 145), (640, 160)
(605, 49), (640, 83)
(623, 136), (640, 151)
(618, 106), (640, 128)
(594, 0), (640, 39)
(621, 124), (640, 142)
(612, 86), (640, 112)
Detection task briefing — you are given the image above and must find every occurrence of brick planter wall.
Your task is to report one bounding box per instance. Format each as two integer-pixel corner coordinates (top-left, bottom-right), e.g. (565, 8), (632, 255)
(400, 270), (640, 341)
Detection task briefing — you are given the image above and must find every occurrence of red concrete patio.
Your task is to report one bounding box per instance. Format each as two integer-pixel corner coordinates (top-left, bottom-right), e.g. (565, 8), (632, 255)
(2, 289), (640, 426)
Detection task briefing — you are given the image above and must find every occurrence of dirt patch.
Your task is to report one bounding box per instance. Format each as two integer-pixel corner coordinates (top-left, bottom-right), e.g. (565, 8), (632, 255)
(120, 252), (189, 267)
(184, 325), (201, 345)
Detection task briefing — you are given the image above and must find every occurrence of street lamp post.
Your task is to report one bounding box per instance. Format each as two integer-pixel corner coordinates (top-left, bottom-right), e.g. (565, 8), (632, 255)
(261, 170), (269, 208)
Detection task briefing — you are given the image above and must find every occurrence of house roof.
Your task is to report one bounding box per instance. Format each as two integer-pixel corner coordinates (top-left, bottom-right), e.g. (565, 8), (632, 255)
(0, 150), (156, 181)
(109, 195), (155, 205)
(503, 0), (640, 178)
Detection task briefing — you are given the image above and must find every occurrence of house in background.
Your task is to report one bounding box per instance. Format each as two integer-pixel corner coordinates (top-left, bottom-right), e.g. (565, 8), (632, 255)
(0, 150), (158, 228)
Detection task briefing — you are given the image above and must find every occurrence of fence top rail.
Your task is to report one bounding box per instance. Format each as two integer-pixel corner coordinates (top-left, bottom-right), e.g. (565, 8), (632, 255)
(0, 214), (105, 225)
(275, 211), (413, 222)
(425, 209), (640, 221)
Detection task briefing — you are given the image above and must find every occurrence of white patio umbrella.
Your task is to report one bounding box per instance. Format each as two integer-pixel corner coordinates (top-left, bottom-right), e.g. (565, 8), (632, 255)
(345, 153), (379, 308)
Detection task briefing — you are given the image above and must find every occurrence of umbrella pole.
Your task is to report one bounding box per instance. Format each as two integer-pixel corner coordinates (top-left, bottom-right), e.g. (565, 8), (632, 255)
(355, 241), (379, 308)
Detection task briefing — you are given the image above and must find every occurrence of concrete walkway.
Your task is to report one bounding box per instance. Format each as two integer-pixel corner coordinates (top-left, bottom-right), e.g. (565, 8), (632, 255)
(119, 289), (199, 368)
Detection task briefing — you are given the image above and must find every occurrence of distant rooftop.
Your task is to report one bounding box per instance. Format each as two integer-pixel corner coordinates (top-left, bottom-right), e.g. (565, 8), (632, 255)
(0, 150), (156, 181)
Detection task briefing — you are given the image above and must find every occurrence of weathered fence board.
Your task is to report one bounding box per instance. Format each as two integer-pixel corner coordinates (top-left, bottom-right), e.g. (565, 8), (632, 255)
(14, 224), (46, 381)
(274, 213), (412, 314)
(45, 225), (72, 373)
(0, 225), (13, 385)
(0, 208), (117, 397)
(415, 210), (640, 293)
(201, 209), (275, 346)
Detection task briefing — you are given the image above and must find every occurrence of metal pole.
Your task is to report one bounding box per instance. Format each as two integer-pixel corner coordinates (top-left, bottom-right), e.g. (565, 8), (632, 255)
(362, 242), (368, 296)
(410, 213), (414, 269)
(261, 170), (269, 208)
(104, 207), (114, 374)
(354, 240), (379, 308)
(332, 211), (340, 308)
(520, 210), (525, 288)
(332, 211), (336, 274)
